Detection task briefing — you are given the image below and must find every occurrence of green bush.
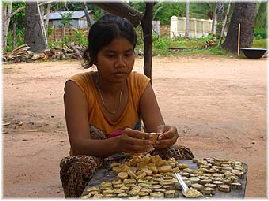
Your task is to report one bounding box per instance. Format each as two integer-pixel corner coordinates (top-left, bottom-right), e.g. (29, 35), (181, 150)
(252, 39), (267, 48)
(73, 29), (87, 46)
(5, 29), (25, 52)
(254, 28), (267, 39)
(216, 22), (224, 39)
(48, 29), (88, 48)
(153, 37), (170, 50)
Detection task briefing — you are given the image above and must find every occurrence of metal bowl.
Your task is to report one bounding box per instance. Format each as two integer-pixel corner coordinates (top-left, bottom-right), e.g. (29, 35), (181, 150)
(240, 48), (267, 59)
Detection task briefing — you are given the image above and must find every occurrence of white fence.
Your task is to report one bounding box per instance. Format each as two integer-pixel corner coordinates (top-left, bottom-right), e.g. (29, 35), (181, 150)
(170, 16), (213, 38)
(152, 21), (160, 35)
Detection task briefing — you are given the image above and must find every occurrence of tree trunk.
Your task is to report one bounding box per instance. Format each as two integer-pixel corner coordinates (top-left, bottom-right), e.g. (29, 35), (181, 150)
(25, 2), (47, 52)
(141, 3), (153, 82)
(39, 4), (44, 18)
(219, 2), (231, 45)
(37, 3), (48, 48)
(82, 3), (91, 27)
(185, 1), (190, 38)
(216, 2), (225, 22)
(2, 3), (12, 49)
(62, 27), (65, 48)
(45, 3), (51, 36)
(211, 3), (217, 35)
(223, 3), (256, 53)
(12, 23), (17, 50)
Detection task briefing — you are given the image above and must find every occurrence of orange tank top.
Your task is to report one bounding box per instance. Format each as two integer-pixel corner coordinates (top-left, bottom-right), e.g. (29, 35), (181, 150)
(68, 71), (150, 135)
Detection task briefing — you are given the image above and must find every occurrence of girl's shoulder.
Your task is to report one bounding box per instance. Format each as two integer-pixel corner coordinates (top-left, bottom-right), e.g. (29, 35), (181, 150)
(69, 71), (93, 83)
(128, 71), (151, 99)
(129, 71), (150, 85)
(67, 71), (95, 96)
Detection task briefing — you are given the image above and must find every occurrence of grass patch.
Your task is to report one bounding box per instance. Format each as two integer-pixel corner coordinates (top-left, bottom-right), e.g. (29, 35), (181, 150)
(252, 39), (267, 48)
(168, 37), (210, 49)
(139, 35), (228, 57)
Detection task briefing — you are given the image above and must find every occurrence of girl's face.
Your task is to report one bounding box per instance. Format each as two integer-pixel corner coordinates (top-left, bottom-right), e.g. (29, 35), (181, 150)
(95, 38), (135, 83)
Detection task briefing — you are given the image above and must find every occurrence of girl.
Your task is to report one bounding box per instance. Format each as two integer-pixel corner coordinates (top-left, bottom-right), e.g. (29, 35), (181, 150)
(60, 14), (193, 197)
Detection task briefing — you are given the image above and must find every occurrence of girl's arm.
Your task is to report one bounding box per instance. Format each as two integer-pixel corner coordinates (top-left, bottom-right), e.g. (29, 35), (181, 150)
(64, 81), (152, 157)
(64, 81), (119, 157)
(139, 83), (179, 148)
(139, 83), (165, 132)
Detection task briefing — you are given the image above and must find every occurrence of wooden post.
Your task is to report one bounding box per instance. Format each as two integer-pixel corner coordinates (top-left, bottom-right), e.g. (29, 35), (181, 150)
(62, 26), (65, 48)
(53, 25), (56, 41)
(12, 23), (17, 50)
(142, 3), (153, 83)
(238, 23), (240, 56)
(45, 3), (51, 36)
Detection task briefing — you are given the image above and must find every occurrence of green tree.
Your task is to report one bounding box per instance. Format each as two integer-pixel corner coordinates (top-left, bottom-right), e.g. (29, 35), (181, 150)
(223, 3), (256, 53)
(60, 12), (73, 27)
(153, 2), (185, 25)
(9, 2), (26, 30)
(190, 3), (213, 19)
(255, 2), (267, 29)
(129, 2), (145, 13)
(25, 1), (47, 52)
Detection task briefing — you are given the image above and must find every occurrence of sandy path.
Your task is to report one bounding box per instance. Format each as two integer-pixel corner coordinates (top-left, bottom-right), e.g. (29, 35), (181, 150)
(3, 55), (267, 198)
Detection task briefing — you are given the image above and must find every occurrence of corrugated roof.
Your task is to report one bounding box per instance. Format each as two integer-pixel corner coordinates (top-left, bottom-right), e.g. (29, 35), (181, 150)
(44, 11), (92, 20)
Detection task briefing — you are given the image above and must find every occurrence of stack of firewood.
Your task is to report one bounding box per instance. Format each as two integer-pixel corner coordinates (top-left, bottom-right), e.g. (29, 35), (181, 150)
(3, 44), (86, 63)
(204, 37), (217, 48)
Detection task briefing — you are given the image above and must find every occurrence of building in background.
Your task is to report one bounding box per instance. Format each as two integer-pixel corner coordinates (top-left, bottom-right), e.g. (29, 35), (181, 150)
(43, 11), (94, 28)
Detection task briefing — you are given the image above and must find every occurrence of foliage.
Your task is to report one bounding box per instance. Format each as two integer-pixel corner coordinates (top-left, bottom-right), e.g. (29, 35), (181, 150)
(152, 34), (170, 50)
(86, 3), (104, 20)
(73, 29), (88, 46)
(136, 34), (224, 57)
(5, 29), (25, 52)
(255, 2), (267, 29)
(169, 35), (213, 49)
(47, 26), (54, 37)
(91, 8), (103, 21)
(254, 28), (267, 40)
(9, 2), (26, 30)
(208, 46), (226, 55)
(153, 2), (185, 25)
(190, 2), (214, 19)
(129, 2), (145, 14)
(131, 2), (221, 25)
(216, 22), (224, 38)
(51, 2), (80, 12)
(135, 26), (144, 46)
(130, 2), (228, 26)
(48, 29), (87, 48)
(60, 12), (73, 27)
(252, 39), (267, 48)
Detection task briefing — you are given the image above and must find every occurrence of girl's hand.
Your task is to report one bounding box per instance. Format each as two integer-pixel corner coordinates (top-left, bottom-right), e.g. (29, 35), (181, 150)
(154, 125), (179, 149)
(116, 128), (154, 153)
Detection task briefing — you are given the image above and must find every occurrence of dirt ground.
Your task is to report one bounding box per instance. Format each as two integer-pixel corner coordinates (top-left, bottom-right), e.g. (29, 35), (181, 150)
(3, 54), (267, 198)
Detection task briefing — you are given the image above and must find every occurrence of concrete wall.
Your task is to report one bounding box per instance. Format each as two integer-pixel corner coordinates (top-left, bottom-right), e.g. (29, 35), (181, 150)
(152, 21), (160, 35)
(170, 16), (213, 38)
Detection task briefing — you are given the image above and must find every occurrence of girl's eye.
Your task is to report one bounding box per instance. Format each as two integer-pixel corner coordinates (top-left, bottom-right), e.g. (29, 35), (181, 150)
(106, 55), (115, 58)
(125, 53), (133, 57)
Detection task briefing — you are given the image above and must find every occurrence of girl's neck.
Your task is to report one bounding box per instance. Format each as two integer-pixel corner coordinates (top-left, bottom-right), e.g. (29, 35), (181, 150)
(94, 72), (126, 95)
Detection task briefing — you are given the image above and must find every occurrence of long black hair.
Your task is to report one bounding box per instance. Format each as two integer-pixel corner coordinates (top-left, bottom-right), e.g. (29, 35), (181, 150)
(83, 14), (137, 68)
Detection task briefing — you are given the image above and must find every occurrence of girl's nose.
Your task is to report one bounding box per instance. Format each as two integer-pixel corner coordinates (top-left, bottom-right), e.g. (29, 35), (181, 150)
(115, 56), (126, 68)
